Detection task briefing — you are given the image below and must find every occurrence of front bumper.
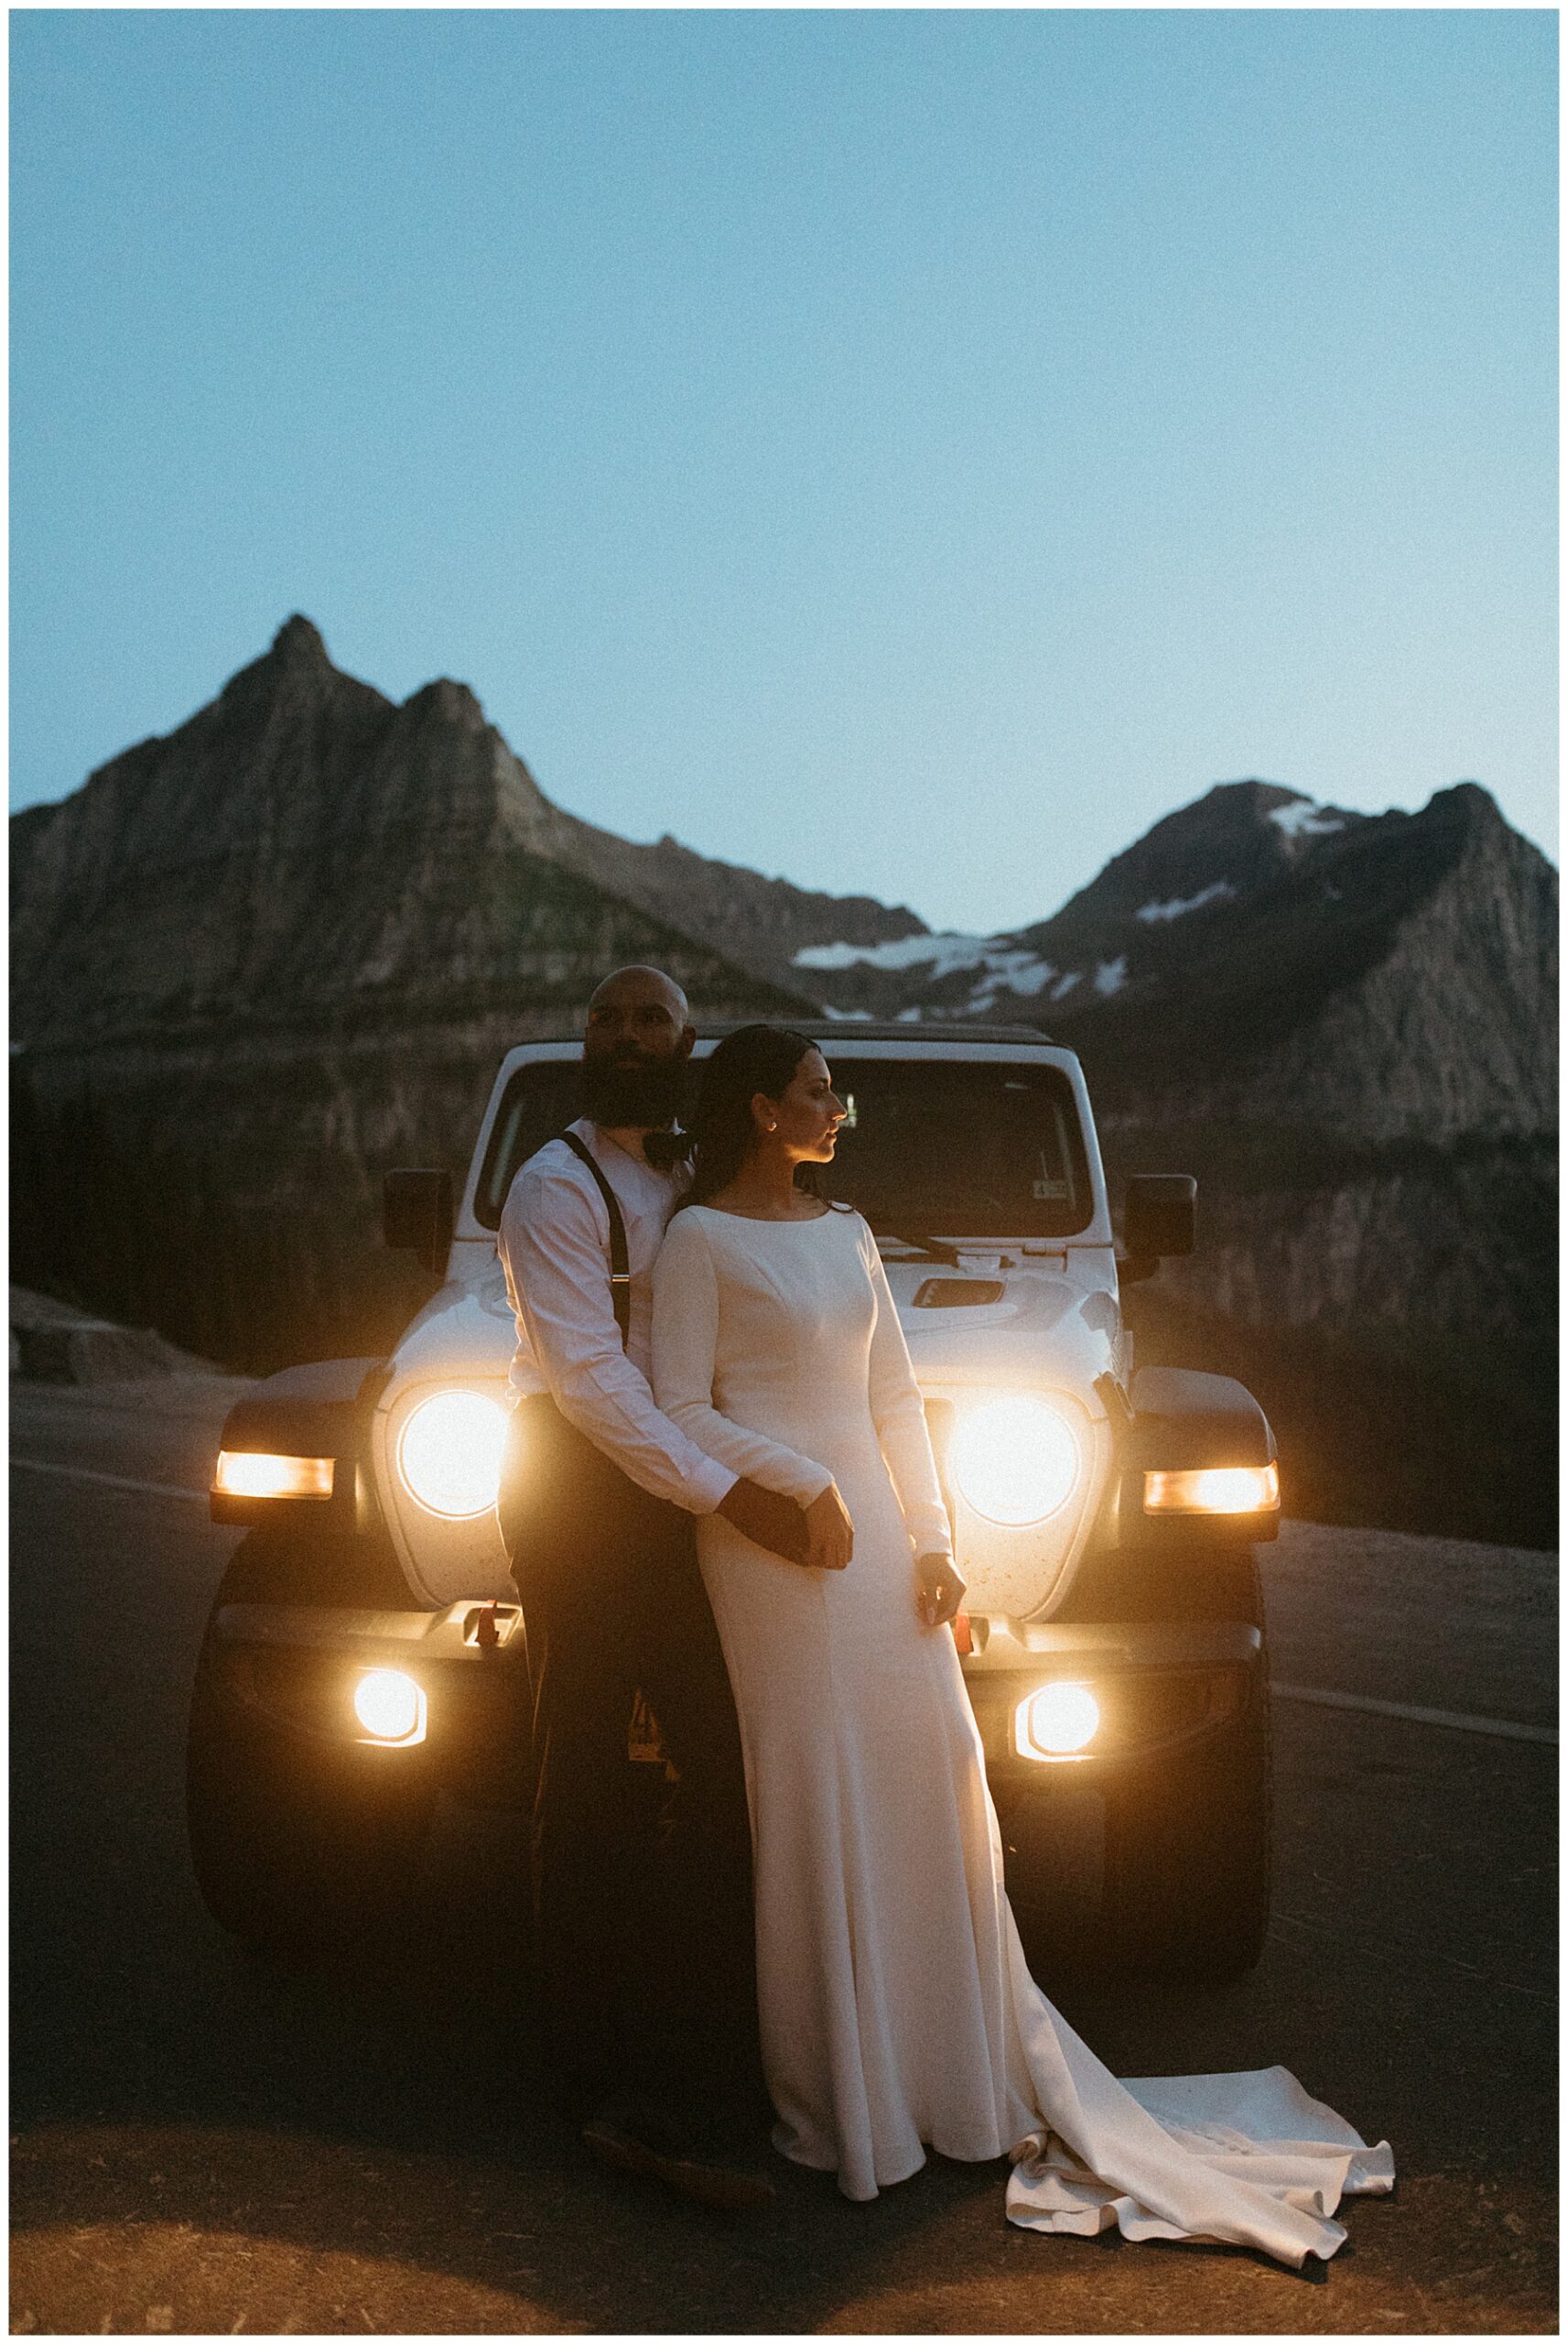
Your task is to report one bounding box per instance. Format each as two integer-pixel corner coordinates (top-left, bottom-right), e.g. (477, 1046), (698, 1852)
(205, 1601), (1260, 1807)
(203, 1601), (530, 1800)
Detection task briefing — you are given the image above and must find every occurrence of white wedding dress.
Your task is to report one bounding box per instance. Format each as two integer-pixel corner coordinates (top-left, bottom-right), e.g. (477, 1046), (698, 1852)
(651, 1204), (1393, 2266)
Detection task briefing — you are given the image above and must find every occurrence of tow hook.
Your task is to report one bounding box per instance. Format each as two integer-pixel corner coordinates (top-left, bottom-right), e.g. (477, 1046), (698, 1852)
(1093, 1371), (1133, 1444)
(467, 1601), (500, 1650)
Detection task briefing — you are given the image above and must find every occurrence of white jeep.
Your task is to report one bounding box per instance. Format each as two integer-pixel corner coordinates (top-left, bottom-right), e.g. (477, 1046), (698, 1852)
(188, 1025), (1279, 1980)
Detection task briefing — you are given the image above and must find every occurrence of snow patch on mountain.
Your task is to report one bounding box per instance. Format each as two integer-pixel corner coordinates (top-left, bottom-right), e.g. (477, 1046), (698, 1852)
(1094, 957), (1130, 996)
(1270, 798), (1346, 841)
(795, 932), (993, 977)
(795, 930), (1057, 1013)
(967, 950), (1056, 1008)
(1136, 880), (1235, 923)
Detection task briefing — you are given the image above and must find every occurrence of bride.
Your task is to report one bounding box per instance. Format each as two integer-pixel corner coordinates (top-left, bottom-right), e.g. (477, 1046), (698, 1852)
(650, 1024), (1392, 2267)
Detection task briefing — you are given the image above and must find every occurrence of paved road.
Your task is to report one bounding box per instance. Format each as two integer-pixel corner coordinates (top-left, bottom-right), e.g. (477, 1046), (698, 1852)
(11, 1378), (1557, 2335)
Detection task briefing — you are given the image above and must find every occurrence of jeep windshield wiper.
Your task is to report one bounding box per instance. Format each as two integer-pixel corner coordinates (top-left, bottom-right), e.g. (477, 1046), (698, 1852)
(873, 1232), (962, 1266)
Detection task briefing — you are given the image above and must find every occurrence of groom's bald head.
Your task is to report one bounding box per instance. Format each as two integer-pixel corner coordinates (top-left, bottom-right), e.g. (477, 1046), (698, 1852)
(588, 965), (689, 1036)
(584, 966), (693, 1062)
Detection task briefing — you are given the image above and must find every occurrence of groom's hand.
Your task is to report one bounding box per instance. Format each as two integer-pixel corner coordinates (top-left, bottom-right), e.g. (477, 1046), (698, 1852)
(803, 1484), (853, 1572)
(717, 1477), (810, 1564)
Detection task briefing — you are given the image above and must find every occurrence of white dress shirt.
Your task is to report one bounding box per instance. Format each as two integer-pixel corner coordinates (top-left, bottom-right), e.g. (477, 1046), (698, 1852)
(497, 1117), (737, 1514)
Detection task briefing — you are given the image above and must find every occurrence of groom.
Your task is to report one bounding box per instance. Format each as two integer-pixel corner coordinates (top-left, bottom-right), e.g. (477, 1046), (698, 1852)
(496, 965), (804, 2208)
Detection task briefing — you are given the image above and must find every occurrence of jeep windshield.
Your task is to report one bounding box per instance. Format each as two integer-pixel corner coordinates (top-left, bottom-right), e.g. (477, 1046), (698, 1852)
(475, 1056), (1092, 1240)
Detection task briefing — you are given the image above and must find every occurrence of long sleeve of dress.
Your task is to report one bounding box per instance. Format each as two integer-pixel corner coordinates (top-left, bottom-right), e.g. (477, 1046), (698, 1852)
(862, 1225), (954, 1558)
(653, 1214), (837, 1506)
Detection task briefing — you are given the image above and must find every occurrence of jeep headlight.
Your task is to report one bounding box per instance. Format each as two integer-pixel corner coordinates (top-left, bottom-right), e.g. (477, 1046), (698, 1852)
(949, 1394), (1078, 1526)
(397, 1390), (509, 1520)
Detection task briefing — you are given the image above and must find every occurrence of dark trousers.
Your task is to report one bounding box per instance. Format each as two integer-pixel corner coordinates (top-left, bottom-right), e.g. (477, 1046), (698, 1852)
(499, 1395), (764, 2132)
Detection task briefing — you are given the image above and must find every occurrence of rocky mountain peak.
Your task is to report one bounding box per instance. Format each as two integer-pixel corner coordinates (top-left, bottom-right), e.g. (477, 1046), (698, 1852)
(215, 611), (376, 729)
(231, 611), (336, 690)
(1424, 778), (1510, 841)
(400, 676), (486, 728)
(1018, 779), (1365, 956)
(8, 620), (809, 1046)
(269, 613), (330, 666)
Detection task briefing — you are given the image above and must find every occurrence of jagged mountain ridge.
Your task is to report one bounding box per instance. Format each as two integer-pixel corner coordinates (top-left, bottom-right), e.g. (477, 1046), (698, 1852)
(794, 778), (1557, 1145)
(789, 778), (1371, 1018)
(16, 618), (1553, 1148)
(494, 780), (928, 988)
(13, 619), (1555, 1146)
(9, 616), (913, 1049)
(1032, 781), (1556, 1137)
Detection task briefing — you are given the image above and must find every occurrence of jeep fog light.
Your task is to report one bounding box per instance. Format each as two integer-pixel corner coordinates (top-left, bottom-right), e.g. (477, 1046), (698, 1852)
(213, 1450), (334, 1501)
(353, 1668), (427, 1745)
(949, 1394), (1077, 1526)
(1144, 1462), (1280, 1516)
(1017, 1683), (1099, 1759)
(397, 1390), (509, 1519)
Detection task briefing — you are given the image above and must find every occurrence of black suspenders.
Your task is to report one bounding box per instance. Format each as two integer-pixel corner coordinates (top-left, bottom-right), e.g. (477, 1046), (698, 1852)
(557, 1130), (632, 1351)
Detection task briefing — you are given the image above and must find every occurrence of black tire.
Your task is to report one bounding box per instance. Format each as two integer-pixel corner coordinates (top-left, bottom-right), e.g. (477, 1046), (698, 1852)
(1085, 1542), (1271, 1981)
(185, 1551), (434, 1956)
(1100, 1655), (1271, 1982)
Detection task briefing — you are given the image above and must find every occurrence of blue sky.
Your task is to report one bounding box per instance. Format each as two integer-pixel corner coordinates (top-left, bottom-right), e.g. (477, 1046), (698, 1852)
(10, 9), (1556, 934)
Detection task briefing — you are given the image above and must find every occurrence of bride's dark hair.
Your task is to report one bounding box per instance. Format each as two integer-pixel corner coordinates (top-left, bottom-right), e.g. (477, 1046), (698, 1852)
(649, 1025), (839, 1210)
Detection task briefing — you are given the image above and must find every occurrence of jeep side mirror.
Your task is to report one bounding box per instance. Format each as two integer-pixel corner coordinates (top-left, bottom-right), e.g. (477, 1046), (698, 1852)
(1122, 1174), (1197, 1272)
(384, 1168), (455, 1276)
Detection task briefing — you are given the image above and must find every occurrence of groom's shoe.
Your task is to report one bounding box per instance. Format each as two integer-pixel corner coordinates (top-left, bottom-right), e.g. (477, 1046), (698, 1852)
(581, 2099), (776, 2211)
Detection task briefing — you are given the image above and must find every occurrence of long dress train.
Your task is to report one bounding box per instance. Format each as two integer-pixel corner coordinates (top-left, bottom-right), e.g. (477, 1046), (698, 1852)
(651, 1203), (1392, 2267)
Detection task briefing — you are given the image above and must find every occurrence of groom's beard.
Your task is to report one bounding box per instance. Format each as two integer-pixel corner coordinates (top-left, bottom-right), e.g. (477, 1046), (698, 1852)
(579, 1053), (688, 1129)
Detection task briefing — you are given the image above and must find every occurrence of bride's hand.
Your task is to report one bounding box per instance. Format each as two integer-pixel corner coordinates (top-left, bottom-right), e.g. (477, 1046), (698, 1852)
(804, 1484), (853, 1571)
(915, 1551), (966, 1628)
